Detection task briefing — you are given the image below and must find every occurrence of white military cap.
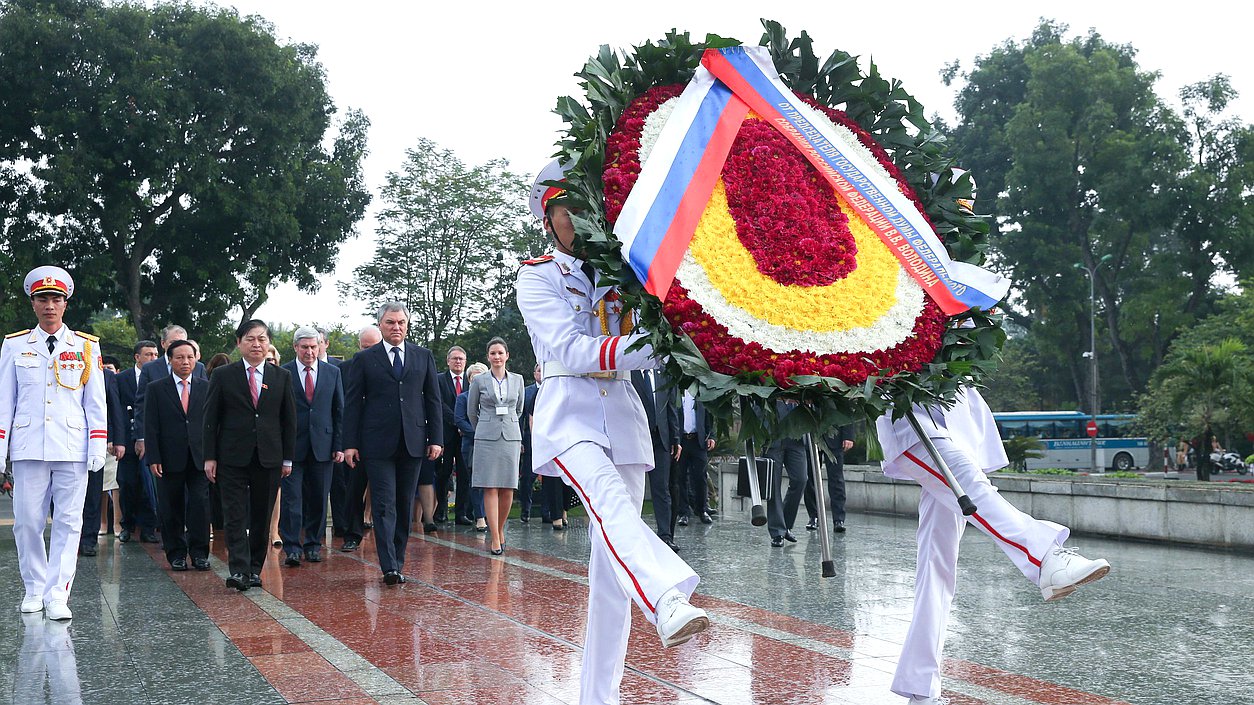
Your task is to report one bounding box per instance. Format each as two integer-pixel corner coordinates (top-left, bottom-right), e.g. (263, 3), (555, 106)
(24, 265), (74, 299)
(529, 159), (571, 220)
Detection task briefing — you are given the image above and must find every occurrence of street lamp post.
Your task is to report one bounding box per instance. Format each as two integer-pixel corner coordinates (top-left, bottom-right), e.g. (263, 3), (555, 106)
(1075, 255), (1111, 474)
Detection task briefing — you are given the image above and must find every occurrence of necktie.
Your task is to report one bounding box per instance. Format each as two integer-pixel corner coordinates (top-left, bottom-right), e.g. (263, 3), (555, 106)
(304, 366), (315, 403)
(249, 366), (260, 407)
(580, 262), (596, 286)
(391, 347), (403, 379)
(180, 379), (190, 413)
(454, 374), (462, 395)
(46, 335), (56, 354)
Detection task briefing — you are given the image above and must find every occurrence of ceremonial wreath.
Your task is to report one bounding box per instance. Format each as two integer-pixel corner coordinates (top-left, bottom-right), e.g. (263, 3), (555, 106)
(549, 21), (1007, 440)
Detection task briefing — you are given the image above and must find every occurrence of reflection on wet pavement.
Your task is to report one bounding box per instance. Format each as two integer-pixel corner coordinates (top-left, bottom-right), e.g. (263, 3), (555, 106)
(1, 504), (1249, 704)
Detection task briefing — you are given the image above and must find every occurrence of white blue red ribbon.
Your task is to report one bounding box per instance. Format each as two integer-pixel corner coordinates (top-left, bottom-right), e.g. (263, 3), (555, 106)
(612, 45), (1009, 315)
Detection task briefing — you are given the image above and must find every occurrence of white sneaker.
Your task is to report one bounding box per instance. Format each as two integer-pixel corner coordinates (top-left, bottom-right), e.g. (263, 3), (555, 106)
(19, 596), (43, 613)
(1039, 546), (1110, 602)
(655, 590), (709, 648)
(907, 696), (950, 705)
(44, 601), (73, 621)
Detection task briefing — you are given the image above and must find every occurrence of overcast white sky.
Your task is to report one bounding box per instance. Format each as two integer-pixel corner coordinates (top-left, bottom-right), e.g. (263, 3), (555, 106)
(207, 1), (1252, 330)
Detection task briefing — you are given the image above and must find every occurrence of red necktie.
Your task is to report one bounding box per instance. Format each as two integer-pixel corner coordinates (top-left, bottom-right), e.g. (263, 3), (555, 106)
(249, 366), (260, 407)
(180, 379), (189, 413)
(304, 366), (315, 403)
(454, 375), (462, 395)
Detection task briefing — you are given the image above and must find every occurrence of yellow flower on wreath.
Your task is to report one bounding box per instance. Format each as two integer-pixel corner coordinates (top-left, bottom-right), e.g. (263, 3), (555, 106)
(687, 180), (902, 333)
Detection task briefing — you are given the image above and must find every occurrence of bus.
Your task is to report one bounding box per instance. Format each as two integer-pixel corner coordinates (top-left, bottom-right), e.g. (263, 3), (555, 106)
(991, 411), (1149, 472)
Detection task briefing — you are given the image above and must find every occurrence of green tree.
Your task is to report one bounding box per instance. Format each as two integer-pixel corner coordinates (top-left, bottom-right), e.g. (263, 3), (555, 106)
(342, 139), (535, 349)
(0, 0), (370, 341)
(1141, 338), (1253, 480)
(944, 21), (1254, 411)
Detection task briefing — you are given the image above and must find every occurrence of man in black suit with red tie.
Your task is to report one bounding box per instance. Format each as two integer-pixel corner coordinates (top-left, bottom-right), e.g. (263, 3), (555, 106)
(279, 327), (344, 566)
(143, 340), (211, 572)
(203, 320), (297, 591)
(343, 303), (443, 585)
(435, 346), (468, 527)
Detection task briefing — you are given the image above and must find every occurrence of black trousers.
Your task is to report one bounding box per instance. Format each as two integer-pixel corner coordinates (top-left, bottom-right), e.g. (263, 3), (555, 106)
(674, 434), (711, 517)
(218, 454), (280, 577)
(453, 452), (474, 522)
(541, 474), (564, 521)
(804, 453), (847, 524)
(435, 437), (463, 521)
(341, 462), (370, 543)
(117, 452), (157, 531)
(364, 450), (421, 574)
(767, 439), (808, 539)
(157, 457), (211, 562)
(279, 456), (333, 552)
(518, 445), (536, 517)
(648, 439), (675, 540)
(79, 466), (104, 549)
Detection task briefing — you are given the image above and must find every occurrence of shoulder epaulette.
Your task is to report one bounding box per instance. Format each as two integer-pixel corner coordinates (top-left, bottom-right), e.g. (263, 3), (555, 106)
(74, 330), (100, 342)
(5, 329), (30, 339)
(521, 255), (555, 266)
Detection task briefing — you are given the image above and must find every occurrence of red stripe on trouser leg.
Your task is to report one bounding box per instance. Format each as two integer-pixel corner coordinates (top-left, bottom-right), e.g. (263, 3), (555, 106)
(554, 457), (656, 613)
(902, 451), (1042, 568)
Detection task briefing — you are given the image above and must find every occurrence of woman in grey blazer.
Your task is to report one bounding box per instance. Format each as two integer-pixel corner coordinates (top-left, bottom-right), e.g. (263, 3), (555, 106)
(468, 338), (525, 555)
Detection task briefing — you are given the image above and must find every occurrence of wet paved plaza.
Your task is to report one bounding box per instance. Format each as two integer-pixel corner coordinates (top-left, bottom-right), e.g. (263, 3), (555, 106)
(1, 499), (1250, 705)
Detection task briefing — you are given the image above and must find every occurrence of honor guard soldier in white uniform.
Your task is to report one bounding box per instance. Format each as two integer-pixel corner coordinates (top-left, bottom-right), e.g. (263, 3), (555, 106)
(517, 160), (709, 705)
(877, 385), (1110, 704)
(0, 266), (107, 620)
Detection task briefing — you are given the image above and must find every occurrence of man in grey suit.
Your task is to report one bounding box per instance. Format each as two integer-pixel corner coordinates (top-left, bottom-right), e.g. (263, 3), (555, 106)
(280, 327), (345, 566)
(631, 369), (682, 551)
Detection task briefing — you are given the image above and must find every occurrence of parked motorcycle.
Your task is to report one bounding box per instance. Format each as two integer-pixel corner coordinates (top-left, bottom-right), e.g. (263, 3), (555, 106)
(1209, 451), (1249, 475)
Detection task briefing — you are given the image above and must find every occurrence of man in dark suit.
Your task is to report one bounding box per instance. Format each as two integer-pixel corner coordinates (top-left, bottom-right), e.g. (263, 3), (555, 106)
(333, 325), (381, 551)
(117, 340), (160, 543)
(78, 359), (127, 557)
(675, 390), (716, 526)
(203, 319), (297, 591)
(804, 424), (856, 533)
(133, 324), (206, 462)
(143, 340), (211, 571)
(279, 327), (344, 566)
(631, 369), (682, 551)
(518, 364), (541, 523)
(434, 346), (468, 526)
(343, 303), (443, 585)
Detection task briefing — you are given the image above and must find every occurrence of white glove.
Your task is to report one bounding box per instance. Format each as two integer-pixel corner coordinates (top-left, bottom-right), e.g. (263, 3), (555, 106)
(87, 455), (105, 473)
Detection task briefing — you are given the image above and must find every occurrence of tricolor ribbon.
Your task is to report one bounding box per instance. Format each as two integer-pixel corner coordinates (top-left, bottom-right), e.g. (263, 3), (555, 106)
(612, 46), (1009, 315)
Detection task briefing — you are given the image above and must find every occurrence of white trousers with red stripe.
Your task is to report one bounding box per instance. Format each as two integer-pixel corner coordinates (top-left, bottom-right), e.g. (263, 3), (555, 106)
(11, 460), (89, 607)
(554, 442), (700, 705)
(887, 440), (1067, 699)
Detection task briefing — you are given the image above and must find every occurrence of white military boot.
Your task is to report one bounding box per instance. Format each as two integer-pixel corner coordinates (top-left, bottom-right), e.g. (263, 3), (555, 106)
(1038, 546), (1110, 602)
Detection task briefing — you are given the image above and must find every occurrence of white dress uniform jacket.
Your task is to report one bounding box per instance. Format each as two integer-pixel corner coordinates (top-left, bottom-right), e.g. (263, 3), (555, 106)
(876, 386), (1007, 476)
(0, 326), (107, 463)
(516, 251), (656, 473)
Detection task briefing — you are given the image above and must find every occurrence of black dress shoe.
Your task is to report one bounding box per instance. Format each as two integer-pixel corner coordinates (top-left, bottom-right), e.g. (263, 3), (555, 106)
(341, 539), (360, 552)
(118, 528), (132, 543)
(192, 558), (211, 571)
(665, 539), (681, 552)
(171, 558), (188, 571)
(519, 515), (529, 524)
(455, 517), (474, 526)
(677, 516), (689, 527)
(363, 521), (373, 530)
(423, 523), (438, 534)
(770, 536), (784, 547)
(489, 547), (503, 556)
(140, 531), (159, 544)
(249, 574), (262, 587)
(834, 520), (846, 533)
(285, 552), (301, 567)
(383, 571), (401, 585)
(783, 531), (798, 543)
(805, 518), (819, 531)
(305, 549), (322, 563)
(706, 507), (718, 515)
(226, 574), (249, 591)
(78, 545), (97, 557)
(699, 512), (713, 525)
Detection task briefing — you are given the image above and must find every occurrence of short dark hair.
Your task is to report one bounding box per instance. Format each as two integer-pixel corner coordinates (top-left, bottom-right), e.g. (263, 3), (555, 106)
(102, 355), (121, 368)
(235, 319), (269, 341)
(486, 337), (508, 353)
(134, 340), (158, 355)
(166, 340), (196, 358)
